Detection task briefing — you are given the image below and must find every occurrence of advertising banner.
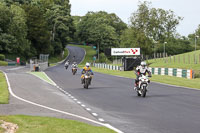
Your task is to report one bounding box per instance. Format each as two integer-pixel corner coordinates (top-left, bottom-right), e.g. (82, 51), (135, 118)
(111, 48), (140, 56)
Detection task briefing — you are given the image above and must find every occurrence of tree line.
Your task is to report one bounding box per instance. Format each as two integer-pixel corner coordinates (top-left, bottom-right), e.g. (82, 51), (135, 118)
(0, 0), (74, 60)
(0, 0), (199, 61)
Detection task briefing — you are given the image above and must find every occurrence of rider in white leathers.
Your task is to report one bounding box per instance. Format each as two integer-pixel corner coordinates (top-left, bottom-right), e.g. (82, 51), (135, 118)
(134, 61), (151, 90)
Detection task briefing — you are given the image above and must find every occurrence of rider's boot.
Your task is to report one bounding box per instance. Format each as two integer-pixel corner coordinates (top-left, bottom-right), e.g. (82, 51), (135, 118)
(81, 78), (84, 84)
(134, 83), (139, 91)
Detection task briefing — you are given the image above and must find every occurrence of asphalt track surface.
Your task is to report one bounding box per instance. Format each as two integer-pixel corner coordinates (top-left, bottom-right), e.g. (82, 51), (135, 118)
(45, 45), (200, 133)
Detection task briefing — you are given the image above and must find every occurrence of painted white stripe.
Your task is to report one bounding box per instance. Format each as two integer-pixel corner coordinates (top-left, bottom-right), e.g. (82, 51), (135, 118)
(86, 108), (91, 111)
(3, 71), (123, 133)
(98, 118), (105, 122)
(81, 104), (86, 107)
(6, 66), (25, 71)
(92, 113), (98, 116)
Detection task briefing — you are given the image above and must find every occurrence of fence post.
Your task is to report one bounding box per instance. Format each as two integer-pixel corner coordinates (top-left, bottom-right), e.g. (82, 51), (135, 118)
(178, 55), (180, 63)
(199, 54), (200, 64)
(183, 54), (185, 64)
(188, 54), (190, 64)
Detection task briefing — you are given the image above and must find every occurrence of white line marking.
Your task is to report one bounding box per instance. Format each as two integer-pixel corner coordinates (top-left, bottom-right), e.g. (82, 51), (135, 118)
(77, 101), (81, 104)
(81, 104), (86, 107)
(73, 99), (77, 101)
(3, 71), (123, 133)
(98, 118), (105, 122)
(86, 108), (91, 111)
(92, 113), (98, 116)
(6, 66), (25, 71)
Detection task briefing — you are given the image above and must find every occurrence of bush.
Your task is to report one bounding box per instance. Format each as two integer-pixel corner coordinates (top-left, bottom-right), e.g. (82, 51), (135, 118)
(194, 70), (200, 78)
(0, 54), (5, 61)
(0, 61), (8, 66)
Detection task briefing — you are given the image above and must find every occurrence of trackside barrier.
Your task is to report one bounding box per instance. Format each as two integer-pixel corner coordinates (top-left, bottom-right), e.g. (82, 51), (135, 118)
(93, 63), (122, 71)
(150, 67), (193, 79)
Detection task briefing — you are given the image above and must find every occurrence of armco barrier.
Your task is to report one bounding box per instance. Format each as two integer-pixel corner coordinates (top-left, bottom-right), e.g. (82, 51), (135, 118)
(93, 63), (193, 79)
(150, 67), (193, 79)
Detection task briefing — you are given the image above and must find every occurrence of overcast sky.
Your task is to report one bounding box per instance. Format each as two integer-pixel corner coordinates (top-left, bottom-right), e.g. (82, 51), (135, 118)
(70, 0), (200, 37)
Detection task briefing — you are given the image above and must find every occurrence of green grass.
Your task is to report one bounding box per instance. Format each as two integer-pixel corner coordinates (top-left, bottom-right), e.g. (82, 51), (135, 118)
(147, 50), (200, 70)
(0, 72), (9, 104)
(91, 67), (200, 89)
(29, 72), (55, 85)
(0, 115), (115, 133)
(48, 48), (69, 64)
(0, 61), (8, 66)
(69, 44), (96, 67)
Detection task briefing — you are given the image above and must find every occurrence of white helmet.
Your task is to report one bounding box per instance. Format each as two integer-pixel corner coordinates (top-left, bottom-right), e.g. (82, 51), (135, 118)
(141, 61), (146, 66)
(86, 62), (90, 67)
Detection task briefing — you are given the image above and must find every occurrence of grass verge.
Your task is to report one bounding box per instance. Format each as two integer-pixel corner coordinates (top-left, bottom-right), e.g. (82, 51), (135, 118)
(48, 48), (69, 64)
(29, 72), (55, 85)
(0, 115), (115, 133)
(0, 61), (8, 66)
(0, 72), (9, 104)
(147, 50), (200, 70)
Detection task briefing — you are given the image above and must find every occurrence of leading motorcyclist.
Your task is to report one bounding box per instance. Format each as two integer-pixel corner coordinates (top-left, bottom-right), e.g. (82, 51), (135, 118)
(134, 61), (151, 90)
(64, 60), (70, 69)
(81, 63), (94, 84)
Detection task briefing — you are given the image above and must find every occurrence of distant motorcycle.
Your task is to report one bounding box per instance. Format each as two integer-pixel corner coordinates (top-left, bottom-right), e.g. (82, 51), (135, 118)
(137, 75), (150, 97)
(72, 67), (77, 75)
(83, 71), (92, 89)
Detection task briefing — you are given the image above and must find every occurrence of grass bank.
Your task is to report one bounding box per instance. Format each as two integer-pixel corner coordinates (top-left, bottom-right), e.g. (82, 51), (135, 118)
(72, 44), (200, 89)
(0, 115), (115, 133)
(147, 50), (200, 70)
(29, 72), (55, 85)
(0, 61), (8, 66)
(49, 48), (69, 65)
(0, 72), (9, 104)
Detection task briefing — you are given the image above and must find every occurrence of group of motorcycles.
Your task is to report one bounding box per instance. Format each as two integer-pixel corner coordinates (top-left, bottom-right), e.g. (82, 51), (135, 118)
(65, 62), (151, 97)
(65, 64), (92, 89)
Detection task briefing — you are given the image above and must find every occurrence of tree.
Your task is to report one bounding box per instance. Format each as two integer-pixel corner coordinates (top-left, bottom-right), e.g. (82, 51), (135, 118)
(76, 11), (126, 51)
(121, 1), (183, 55)
(23, 4), (51, 56)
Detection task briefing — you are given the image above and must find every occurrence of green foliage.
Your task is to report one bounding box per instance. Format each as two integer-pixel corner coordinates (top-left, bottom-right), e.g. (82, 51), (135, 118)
(0, 72), (9, 104)
(76, 11), (127, 53)
(23, 4), (51, 56)
(0, 54), (5, 60)
(121, 1), (183, 55)
(0, 0), (75, 60)
(0, 115), (116, 133)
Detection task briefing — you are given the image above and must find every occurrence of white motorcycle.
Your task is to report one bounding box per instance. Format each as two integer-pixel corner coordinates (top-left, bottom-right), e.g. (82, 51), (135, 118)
(137, 75), (150, 97)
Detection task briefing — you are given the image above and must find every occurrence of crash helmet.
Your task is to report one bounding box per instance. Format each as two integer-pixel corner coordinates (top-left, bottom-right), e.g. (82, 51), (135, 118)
(86, 62), (90, 67)
(141, 61), (146, 68)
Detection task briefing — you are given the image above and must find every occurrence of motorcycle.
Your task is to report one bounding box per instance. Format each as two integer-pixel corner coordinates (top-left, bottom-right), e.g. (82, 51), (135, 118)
(65, 65), (68, 70)
(137, 74), (150, 97)
(83, 71), (92, 89)
(72, 67), (77, 75)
